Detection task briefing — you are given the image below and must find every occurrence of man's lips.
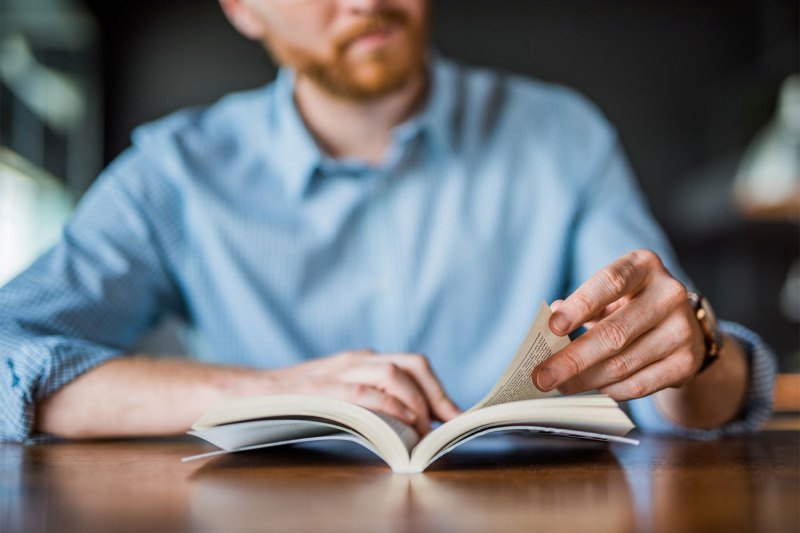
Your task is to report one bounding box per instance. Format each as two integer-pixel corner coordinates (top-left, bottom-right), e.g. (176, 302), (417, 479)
(346, 25), (400, 52)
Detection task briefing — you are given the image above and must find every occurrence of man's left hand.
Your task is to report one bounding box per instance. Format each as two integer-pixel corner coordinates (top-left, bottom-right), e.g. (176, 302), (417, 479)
(532, 249), (706, 400)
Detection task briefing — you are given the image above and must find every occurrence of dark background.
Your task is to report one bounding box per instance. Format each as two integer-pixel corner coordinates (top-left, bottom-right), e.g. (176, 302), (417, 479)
(40, 0), (800, 368)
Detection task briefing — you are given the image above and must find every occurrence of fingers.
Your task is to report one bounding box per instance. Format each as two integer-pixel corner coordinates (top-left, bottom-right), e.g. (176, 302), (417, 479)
(338, 383), (422, 427)
(599, 348), (699, 401)
(557, 312), (690, 394)
(534, 285), (671, 392)
(550, 250), (659, 336)
(381, 353), (462, 422)
(584, 298), (629, 329)
(554, 298), (625, 328)
(340, 361), (432, 434)
(320, 350), (460, 430)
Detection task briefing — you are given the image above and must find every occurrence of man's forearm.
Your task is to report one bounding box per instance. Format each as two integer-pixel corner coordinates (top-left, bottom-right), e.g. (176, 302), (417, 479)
(653, 334), (749, 429)
(35, 357), (273, 439)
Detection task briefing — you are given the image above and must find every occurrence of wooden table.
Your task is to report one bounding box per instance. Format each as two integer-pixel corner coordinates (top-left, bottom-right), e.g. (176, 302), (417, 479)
(1, 431), (798, 533)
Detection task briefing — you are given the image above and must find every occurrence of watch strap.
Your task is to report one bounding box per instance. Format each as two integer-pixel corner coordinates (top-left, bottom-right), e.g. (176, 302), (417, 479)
(687, 291), (723, 374)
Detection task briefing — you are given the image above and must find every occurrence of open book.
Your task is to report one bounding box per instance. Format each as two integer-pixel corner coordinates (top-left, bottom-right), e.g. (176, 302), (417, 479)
(184, 303), (638, 473)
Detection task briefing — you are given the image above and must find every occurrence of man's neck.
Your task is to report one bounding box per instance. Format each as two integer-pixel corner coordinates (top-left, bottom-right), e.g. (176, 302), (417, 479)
(293, 70), (428, 165)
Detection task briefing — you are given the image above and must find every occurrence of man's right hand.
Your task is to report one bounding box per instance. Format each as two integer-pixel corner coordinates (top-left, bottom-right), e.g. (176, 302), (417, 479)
(265, 350), (461, 435)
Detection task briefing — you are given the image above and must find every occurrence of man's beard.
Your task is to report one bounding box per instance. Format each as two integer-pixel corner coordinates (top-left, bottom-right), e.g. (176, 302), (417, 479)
(263, 8), (429, 100)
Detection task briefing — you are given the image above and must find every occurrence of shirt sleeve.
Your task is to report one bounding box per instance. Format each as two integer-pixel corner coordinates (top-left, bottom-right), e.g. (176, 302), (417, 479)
(564, 98), (777, 436)
(0, 150), (183, 442)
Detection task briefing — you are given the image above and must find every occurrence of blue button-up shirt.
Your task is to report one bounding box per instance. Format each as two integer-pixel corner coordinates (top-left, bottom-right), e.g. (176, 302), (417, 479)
(0, 57), (776, 442)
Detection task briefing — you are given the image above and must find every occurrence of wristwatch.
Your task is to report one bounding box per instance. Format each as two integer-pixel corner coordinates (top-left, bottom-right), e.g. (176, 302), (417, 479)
(687, 291), (724, 373)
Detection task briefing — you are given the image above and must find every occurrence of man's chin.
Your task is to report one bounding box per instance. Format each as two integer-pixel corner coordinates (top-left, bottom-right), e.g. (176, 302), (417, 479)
(349, 64), (412, 95)
(305, 57), (419, 100)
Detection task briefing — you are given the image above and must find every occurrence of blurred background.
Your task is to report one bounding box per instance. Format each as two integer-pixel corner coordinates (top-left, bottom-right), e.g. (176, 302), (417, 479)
(0, 0), (798, 373)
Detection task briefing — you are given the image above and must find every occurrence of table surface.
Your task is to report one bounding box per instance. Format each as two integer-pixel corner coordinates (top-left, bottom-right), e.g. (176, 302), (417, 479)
(1, 429), (798, 533)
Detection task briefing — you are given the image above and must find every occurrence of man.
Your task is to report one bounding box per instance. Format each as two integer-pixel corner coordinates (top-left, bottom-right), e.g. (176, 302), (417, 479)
(0, 0), (775, 442)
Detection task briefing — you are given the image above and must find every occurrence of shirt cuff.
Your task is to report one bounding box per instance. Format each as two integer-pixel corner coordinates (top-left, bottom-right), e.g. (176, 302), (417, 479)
(0, 335), (123, 443)
(626, 320), (777, 440)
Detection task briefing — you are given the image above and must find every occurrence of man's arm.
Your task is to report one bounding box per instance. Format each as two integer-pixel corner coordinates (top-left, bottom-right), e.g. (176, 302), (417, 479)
(533, 95), (775, 432)
(35, 357), (266, 438)
(0, 147), (196, 442)
(4, 144), (459, 441)
(35, 350), (461, 438)
(653, 333), (747, 428)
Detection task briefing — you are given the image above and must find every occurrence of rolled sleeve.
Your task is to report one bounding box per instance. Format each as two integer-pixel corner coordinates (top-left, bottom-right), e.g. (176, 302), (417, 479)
(627, 320), (777, 439)
(0, 149), (183, 442)
(0, 332), (123, 442)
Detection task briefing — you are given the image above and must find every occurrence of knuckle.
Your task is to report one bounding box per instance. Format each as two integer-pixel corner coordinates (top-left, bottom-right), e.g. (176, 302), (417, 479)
(339, 351), (362, 364)
(665, 279), (688, 305)
(626, 378), (649, 399)
(351, 383), (371, 399)
(596, 320), (630, 353)
(674, 352), (697, 378)
(570, 291), (595, 318)
(633, 249), (661, 269)
(381, 362), (400, 379)
(601, 355), (631, 380)
(560, 350), (586, 377)
(412, 353), (430, 368)
(601, 265), (629, 295)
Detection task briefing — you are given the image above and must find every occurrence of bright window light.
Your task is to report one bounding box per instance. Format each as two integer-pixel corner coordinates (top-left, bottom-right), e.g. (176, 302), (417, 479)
(0, 146), (72, 286)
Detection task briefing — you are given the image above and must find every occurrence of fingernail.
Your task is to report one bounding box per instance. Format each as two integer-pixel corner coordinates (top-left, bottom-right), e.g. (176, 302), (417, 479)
(403, 407), (416, 421)
(551, 312), (571, 334)
(535, 367), (557, 391)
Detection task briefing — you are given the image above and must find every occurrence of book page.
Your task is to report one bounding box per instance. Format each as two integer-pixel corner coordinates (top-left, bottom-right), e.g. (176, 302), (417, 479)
(187, 419), (355, 451)
(408, 395), (636, 473)
(188, 394), (415, 471)
(183, 419), (368, 462)
(471, 302), (570, 410)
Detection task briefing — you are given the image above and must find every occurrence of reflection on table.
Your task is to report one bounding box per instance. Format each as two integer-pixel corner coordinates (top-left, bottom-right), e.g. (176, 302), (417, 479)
(1, 431), (798, 532)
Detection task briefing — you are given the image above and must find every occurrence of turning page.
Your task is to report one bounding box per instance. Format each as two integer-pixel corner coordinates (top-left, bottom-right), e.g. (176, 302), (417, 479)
(471, 302), (569, 411)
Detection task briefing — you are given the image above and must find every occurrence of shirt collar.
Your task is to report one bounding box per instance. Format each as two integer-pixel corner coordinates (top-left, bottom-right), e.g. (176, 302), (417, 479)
(267, 68), (325, 199)
(267, 54), (459, 199)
